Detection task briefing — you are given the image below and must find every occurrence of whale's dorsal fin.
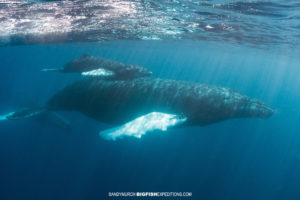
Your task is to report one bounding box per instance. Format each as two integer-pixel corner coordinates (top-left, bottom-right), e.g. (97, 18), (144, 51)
(99, 112), (187, 141)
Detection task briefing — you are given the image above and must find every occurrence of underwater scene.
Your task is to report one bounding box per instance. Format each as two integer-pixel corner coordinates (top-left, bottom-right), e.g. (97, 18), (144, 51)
(1, 0), (300, 199)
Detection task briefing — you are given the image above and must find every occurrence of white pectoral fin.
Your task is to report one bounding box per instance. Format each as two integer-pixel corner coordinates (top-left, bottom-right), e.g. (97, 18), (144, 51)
(99, 112), (187, 141)
(81, 68), (115, 77)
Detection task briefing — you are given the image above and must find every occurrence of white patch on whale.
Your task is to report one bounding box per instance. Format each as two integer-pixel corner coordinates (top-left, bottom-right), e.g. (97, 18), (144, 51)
(99, 112), (187, 140)
(81, 68), (114, 77)
(0, 112), (15, 121)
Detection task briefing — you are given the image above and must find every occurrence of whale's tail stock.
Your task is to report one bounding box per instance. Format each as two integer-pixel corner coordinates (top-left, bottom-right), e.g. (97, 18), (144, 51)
(0, 107), (45, 120)
(0, 107), (71, 131)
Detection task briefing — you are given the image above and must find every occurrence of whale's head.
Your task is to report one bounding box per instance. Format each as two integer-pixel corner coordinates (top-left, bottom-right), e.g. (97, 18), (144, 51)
(226, 93), (275, 120)
(210, 88), (276, 121)
(116, 64), (152, 79)
(131, 65), (153, 78)
(243, 99), (275, 119)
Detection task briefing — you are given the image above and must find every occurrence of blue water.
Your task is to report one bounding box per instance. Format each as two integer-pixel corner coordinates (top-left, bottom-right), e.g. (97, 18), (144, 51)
(0, 41), (299, 200)
(1, 1), (300, 200)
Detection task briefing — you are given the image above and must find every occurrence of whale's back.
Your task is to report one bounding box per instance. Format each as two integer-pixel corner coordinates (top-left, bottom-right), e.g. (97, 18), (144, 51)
(47, 78), (274, 125)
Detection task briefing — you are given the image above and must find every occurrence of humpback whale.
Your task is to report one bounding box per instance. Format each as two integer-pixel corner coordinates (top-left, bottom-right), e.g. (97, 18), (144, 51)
(1, 77), (274, 140)
(41, 54), (152, 80)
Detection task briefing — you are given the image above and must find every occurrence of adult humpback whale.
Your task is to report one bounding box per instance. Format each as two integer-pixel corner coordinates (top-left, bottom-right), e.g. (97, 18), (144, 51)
(1, 77), (274, 140)
(42, 54), (152, 80)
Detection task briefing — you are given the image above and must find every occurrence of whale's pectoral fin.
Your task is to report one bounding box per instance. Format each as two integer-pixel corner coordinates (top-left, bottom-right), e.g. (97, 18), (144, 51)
(99, 112), (187, 141)
(81, 68), (115, 77)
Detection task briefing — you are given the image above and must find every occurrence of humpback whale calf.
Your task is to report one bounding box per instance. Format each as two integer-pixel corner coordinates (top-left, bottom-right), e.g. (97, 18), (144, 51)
(42, 54), (152, 80)
(1, 77), (275, 140)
